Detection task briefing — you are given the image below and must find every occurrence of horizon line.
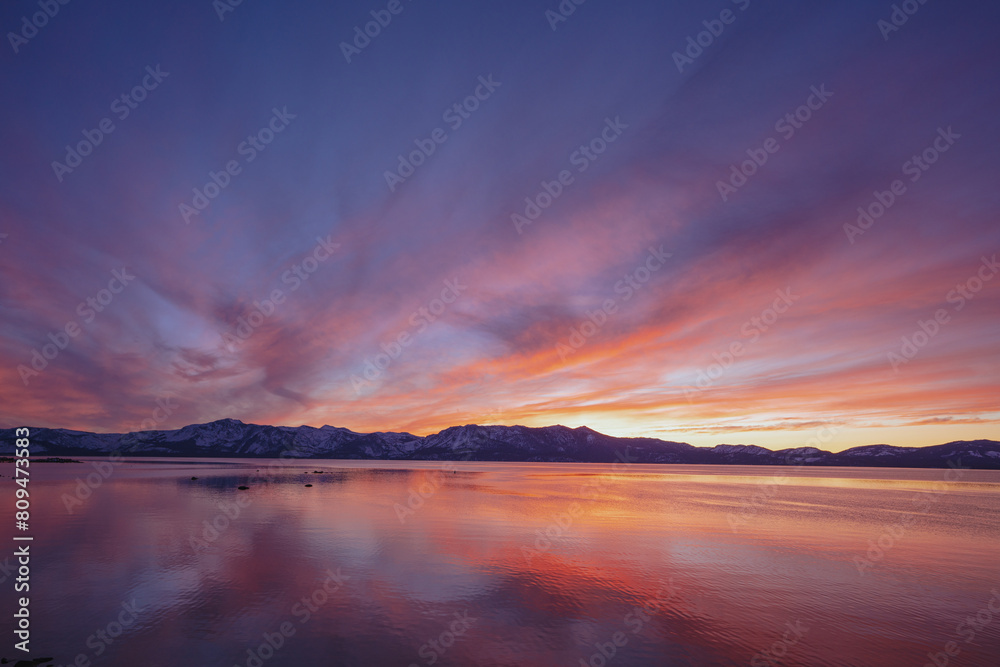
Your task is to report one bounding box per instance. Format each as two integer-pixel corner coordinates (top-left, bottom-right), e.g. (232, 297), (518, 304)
(6, 418), (998, 454)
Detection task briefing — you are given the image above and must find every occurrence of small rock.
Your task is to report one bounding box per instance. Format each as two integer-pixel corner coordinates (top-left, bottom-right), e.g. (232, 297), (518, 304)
(305, 484), (313, 487)
(237, 485), (249, 490)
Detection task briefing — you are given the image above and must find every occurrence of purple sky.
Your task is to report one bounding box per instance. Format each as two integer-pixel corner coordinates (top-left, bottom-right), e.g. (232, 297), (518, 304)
(1, 0), (999, 450)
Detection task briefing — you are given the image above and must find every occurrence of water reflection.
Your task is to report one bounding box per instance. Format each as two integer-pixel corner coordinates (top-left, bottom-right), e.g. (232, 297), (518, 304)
(7, 460), (1000, 666)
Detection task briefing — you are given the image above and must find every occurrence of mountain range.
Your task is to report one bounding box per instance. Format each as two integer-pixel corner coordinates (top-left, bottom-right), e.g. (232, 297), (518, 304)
(3, 419), (1000, 468)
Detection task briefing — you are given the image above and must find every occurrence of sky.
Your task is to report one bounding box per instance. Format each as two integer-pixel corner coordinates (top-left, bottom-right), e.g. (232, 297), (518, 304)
(1, 0), (998, 452)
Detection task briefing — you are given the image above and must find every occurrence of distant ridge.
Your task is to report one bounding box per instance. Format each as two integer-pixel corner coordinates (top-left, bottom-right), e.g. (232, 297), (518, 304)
(2, 420), (999, 469)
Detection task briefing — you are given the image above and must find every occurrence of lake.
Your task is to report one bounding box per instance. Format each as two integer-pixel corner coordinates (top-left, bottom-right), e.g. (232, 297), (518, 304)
(6, 458), (1000, 666)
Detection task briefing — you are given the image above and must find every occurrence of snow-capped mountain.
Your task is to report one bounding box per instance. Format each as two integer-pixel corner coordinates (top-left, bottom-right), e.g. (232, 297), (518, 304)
(2, 420), (998, 469)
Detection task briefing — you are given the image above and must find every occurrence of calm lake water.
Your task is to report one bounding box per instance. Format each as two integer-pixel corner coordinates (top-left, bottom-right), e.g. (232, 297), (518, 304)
(4, 458), (1000, 666)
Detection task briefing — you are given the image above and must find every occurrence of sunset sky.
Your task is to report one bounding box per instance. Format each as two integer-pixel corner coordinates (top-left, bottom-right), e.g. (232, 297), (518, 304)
(1, 0), (998, 451)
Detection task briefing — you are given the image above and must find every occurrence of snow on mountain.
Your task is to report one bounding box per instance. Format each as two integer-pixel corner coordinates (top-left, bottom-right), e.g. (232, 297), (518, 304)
(2, 422), (998, 469)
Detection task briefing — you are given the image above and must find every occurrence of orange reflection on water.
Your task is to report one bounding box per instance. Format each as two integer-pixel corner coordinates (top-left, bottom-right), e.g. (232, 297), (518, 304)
(12, 460), (1000, 666)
